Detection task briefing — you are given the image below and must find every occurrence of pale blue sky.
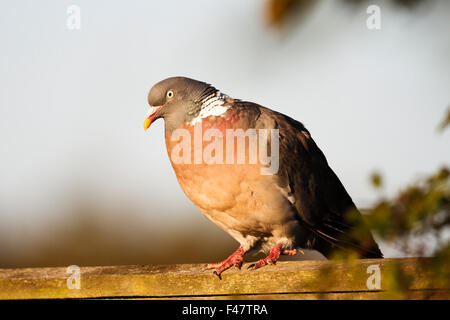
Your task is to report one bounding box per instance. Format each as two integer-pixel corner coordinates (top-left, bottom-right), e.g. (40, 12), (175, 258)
(0, 0), (449, 256)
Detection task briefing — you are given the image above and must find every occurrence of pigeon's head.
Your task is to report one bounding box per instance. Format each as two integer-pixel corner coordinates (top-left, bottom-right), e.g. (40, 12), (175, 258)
(144, 77), (215, 132)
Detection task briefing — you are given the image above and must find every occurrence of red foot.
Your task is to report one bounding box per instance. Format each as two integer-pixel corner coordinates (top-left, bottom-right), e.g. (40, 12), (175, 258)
(249, 243), (299, 270)
(249, 243), (282, 270)
(282, 249), (298, 256)
(204, 247), (246, 279)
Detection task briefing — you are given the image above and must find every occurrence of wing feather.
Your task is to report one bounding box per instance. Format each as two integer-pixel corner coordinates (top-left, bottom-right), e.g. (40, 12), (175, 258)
(229, 101), (382, 258)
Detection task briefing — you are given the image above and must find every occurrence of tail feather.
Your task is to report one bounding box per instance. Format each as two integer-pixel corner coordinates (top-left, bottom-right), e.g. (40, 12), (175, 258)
(306, 215), (383, 259)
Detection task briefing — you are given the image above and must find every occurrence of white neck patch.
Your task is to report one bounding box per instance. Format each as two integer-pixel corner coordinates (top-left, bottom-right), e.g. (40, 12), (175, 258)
(190, 91), (229, 125)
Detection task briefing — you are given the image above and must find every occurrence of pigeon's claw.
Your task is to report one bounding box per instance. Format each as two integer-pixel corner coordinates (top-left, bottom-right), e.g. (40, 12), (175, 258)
(203, 247), (246, 279)
(282, 249), (299, 256)
(249, 243), (298, 270)
(248, 259), (271, 270)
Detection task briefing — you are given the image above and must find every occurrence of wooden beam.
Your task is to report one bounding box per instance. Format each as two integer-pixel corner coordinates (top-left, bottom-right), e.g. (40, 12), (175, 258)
(0, 258), (448, 299)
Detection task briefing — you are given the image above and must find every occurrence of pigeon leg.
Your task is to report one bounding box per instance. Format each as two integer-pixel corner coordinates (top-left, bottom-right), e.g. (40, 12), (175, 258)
(249, 243), (301, 270)
(282, 249), (302, 255)
(204, 246), (246, 279)
(248, 243), (282, 270)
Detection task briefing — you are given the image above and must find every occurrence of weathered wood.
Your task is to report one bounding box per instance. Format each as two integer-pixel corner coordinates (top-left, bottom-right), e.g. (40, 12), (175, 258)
(0, 258), (448, 300)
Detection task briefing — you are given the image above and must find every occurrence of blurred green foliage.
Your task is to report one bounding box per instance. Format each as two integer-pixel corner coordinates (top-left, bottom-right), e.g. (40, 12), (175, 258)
(320, 110), (449, 299)
(367, 166), (449, 243)
(439, 107), (450, 132)
(266, 0), (450, 298)
(353, 110), (449, 298)
(370, 172), (383, 189)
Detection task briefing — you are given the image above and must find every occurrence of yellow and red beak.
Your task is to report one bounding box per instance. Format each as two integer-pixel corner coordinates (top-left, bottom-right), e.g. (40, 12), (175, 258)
(143, 106), (162, 131)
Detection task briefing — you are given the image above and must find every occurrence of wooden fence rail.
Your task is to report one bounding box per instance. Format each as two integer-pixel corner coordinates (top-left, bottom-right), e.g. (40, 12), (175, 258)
(0, 258), (448, 299)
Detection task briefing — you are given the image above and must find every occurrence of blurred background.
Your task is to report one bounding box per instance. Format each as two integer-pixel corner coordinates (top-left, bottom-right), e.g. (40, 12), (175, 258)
(0, 0), (449, 268)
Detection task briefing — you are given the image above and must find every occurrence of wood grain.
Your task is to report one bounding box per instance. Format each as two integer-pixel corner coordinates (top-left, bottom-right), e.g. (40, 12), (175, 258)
(0, 258), (447, 300)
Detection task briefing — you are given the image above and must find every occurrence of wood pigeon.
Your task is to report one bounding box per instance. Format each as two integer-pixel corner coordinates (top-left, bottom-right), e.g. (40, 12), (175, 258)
(144, 77), (383, 278)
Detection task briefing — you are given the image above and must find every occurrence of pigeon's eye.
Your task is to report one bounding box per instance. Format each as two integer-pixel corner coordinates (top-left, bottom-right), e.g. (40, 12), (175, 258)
(167, 90), (174, 99)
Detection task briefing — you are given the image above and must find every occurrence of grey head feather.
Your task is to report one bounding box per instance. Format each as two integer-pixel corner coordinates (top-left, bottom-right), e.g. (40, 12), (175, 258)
(147, 77), (220, 132)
